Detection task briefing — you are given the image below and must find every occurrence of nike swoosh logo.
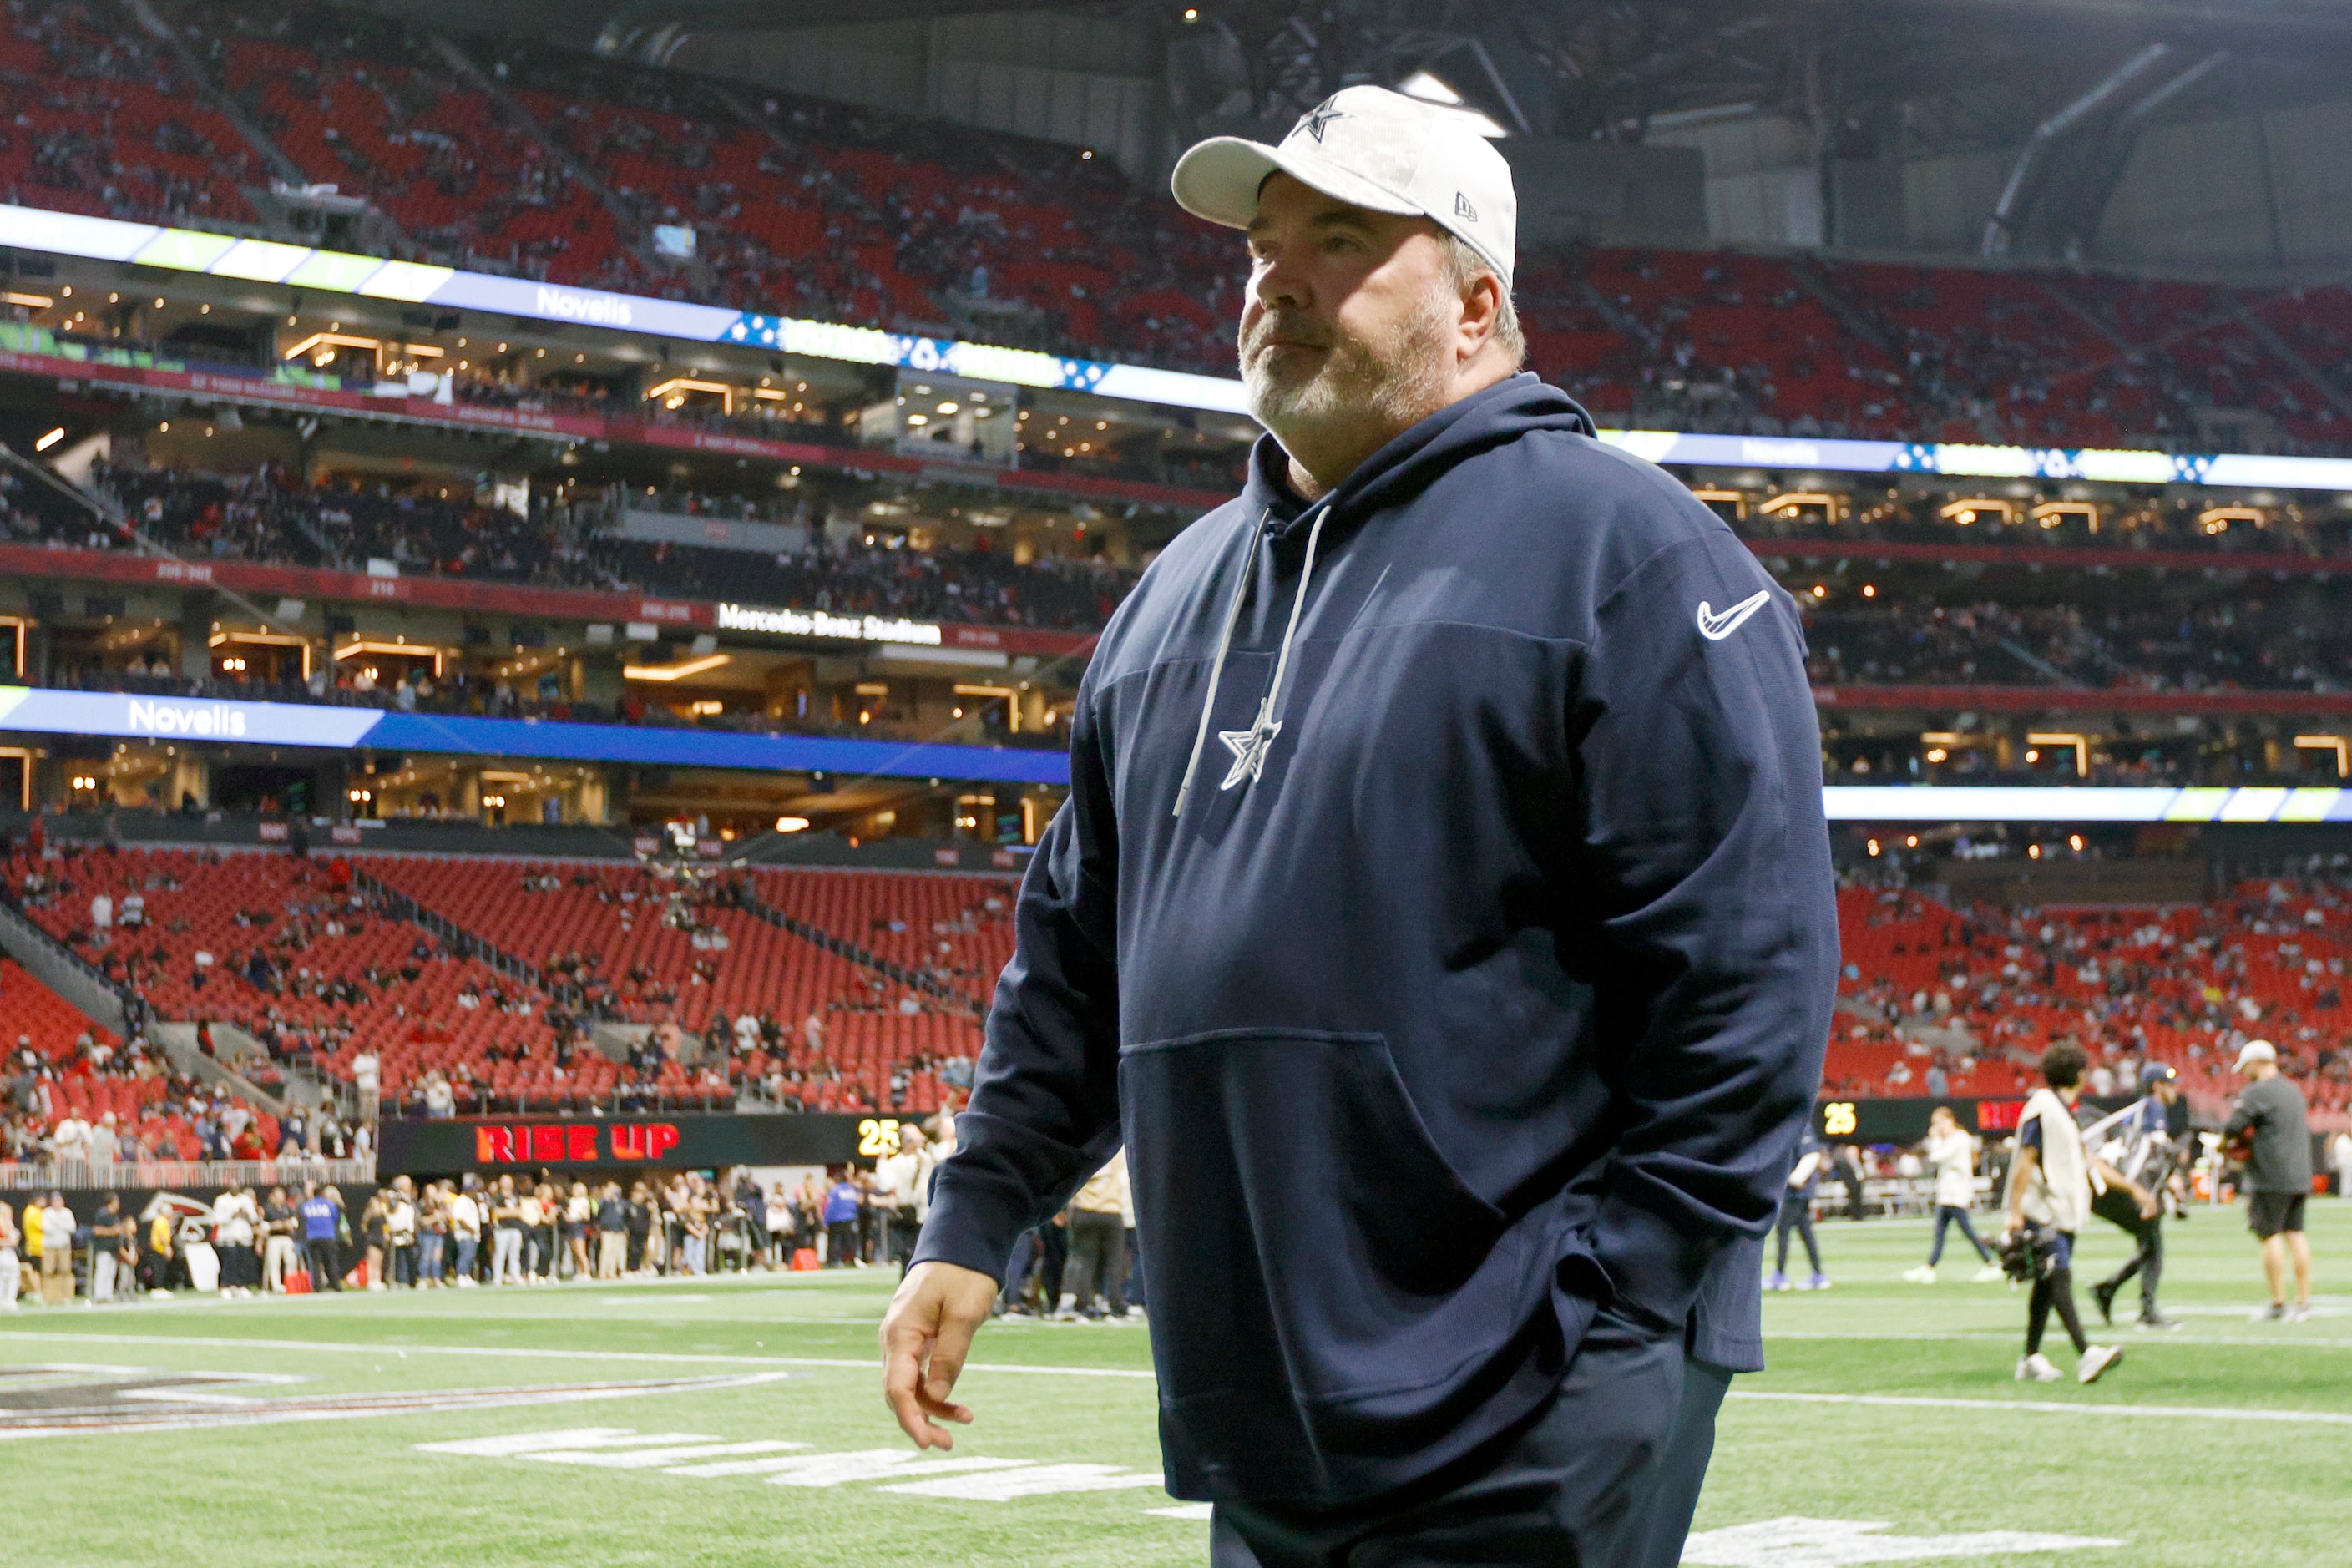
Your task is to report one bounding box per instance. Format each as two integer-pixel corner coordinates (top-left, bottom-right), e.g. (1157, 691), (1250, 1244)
(1696, 589), (1771, 641)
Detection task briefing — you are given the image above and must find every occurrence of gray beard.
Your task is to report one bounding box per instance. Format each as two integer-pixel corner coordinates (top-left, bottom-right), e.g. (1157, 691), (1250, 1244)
(1241, 296), (1456, 464)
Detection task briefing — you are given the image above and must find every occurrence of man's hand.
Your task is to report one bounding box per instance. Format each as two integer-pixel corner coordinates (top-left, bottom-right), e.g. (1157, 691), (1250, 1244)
(880, 1260), (999, 1450)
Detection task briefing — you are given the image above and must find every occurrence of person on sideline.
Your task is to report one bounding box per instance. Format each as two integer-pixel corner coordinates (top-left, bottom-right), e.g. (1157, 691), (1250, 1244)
(1769, 1125), (1830, 1292)
(0, 1198), (19, 1309)
(2086, 1063), (2188, 1331)
(297, 1181), (342, 1292)
(39, 1191), (74, 1306)
(2223, 1039), (2314, 1322)
(883, 84), (1838, 1566)
(2005, 1044), (2123, 1385)
(1905, 1105), (2002, 1283)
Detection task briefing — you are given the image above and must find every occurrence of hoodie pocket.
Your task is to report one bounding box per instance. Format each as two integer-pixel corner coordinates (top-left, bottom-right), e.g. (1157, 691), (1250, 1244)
(1120, 1027), (1521, 1410)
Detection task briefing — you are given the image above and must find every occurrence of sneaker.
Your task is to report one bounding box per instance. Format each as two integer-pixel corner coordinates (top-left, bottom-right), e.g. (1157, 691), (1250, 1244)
(1902, 1264), (1936, 1284)
(2091, 1279), (2119, 1326)
(1804, 1273), (1832, 1292)
(2287, 1302), (2314, 1323)
(2135, 1312), (2184, 1332)
(2077, 1344), (2122, 1384)
(1766, 1272), (1792, 1292)
(2256, 1302), (2287, 1323)
(2015, 1353), (2061, 1383)
(1971, 1264), (2006, 1283)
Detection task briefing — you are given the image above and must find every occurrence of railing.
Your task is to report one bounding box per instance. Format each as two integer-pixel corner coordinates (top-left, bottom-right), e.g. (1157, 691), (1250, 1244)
(0, 1156), (375, 1191)
(736, 886), (984, 1019)
(352, 867), (543, 988)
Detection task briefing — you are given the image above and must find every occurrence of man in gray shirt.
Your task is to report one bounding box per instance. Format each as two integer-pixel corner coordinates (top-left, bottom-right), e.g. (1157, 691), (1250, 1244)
(2222, 1039), (2312, 1322)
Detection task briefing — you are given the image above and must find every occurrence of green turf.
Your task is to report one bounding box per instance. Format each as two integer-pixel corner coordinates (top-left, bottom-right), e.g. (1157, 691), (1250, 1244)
(4, 1203), (2350, 1565)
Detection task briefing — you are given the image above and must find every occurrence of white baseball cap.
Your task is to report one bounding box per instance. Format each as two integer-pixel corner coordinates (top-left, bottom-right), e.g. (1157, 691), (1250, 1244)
(2234, 1039), (2277, 1071)
(1171, 85), (1516, 290)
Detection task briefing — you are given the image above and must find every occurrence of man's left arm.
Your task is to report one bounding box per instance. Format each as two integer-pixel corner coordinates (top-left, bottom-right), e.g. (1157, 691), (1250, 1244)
(1568, 529), (1840, 1329)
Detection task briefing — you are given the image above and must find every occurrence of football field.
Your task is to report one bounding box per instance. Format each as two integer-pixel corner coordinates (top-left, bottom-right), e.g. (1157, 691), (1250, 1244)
(6, 1202), (2352, 1567)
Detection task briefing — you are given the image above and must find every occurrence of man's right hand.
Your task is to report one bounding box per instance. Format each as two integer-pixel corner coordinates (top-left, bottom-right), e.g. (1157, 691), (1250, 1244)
(880, 1259), (999, 1450)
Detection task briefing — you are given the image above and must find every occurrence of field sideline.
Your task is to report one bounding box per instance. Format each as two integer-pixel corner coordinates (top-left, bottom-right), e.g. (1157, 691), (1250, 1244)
(3, 1202), (2350, 1566)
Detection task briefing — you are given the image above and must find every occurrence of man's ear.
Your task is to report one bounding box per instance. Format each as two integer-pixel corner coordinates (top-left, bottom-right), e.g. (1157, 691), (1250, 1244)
(1456, 269), (1504, 358)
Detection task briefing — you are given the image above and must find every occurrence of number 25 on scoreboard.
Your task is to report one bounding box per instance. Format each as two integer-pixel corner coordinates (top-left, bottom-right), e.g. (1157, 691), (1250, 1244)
(1821, 1102), (1859, 1137)
(857, 1117), (903, 1157)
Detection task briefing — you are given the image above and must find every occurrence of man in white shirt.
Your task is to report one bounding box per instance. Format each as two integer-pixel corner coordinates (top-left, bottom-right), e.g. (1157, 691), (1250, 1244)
(212, 1189), (258, 1299)
(84, 1112), (119, 1165)
(89, 891), (113, 947)
(48, 1108), (88, 1160)
(351, 1051), (380, 1124)
(2005, 1044), (2123, 1385)
(2333, 1130), (2352, 1203)
(874, 1126), (936, 1270)
(448, 1186), (483, 1287)
(386, 1176), (418, 1289)
(1904, 1105), (2001, 1283)
(40, 1191), (75, 1305)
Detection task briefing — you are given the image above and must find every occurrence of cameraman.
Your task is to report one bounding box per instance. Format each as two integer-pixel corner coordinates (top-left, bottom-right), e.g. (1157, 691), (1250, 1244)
(2086, 1063), (2187, 1331)
(2004, 1044), (2124, 1385)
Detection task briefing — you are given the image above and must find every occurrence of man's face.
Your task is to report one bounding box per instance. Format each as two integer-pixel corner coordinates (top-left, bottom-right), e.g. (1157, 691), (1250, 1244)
(1240, 174), (1461, 444)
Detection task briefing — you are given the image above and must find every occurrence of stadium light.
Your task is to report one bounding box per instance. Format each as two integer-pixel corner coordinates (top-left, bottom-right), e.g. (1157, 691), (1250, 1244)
(623, 654), (731, 682)
(776, 816), (810, 832)
(33, 427), (63, 452)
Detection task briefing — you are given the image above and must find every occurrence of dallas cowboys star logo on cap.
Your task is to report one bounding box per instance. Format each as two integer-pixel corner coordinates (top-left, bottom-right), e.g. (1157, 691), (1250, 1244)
(1217, 707), (1282, 790)
(1294, 95), (1346, 144)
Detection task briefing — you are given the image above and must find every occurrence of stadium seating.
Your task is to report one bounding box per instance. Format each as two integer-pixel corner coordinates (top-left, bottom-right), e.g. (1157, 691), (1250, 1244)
(0, 0), (2330, 460)
(1834, 877), (2352, 1121)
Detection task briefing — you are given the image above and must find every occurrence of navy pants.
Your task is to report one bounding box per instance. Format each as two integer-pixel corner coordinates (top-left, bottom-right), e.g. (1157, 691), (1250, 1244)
(1926, 1204), (1993, 1267)
(1209, 1311), (1691, 1567)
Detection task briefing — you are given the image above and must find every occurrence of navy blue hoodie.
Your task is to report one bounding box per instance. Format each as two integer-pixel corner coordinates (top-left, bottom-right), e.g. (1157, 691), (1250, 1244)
(914, 373), (1838, 1505)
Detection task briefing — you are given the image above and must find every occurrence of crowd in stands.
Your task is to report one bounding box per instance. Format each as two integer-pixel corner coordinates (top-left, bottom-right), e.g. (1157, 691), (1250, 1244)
(0, 841), (986, 1130)
(1806, 591), (2352, 695)
(1831, 871), (2352, 1126)
(56, 461), (1136, 634)
(0, 0), (2333, 458)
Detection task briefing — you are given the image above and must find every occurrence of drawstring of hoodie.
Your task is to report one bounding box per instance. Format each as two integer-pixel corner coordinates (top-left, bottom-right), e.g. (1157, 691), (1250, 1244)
(1172, 498), (1333, 817)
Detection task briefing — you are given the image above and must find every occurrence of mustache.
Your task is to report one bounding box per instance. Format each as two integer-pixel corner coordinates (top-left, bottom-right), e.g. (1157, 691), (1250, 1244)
(1241, 312), (1333, 358)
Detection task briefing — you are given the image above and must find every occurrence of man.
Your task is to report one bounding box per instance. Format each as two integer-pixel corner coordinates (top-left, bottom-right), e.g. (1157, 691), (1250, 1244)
(2086, 1063), (2187, 1331)
(351, 1049), (379, 1125)
(260, 1187), (299, 1293)
(39, 1191), (73, 1306)
(385, 1176), (419, 1289)
(88, 1193), (129, 1304)
(448, 1181), (482, 1287)
(2003, 1044), (2123, 1385)
(595, 1182), (628, 1280)
(0, 1198), (17, 1310)
(1768, 1125), (1829, 1292)
(489, 1176), (526, 1287)
(2223, 1039), (2314, 1322)
(1904, 1105), (2000, 1284)
(297, 1181), (342, 1292)
(873, 1125), (933, 1271)
(883, 84), (1838, 1565)
(1057, 1146), (1133, 1320)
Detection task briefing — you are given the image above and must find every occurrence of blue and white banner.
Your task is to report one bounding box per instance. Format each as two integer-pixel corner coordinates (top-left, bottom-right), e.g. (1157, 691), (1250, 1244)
(0, 686), (1070, 786)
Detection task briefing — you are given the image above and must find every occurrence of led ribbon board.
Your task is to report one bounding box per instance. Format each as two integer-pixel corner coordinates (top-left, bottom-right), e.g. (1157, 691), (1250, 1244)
(3, 198), (2349, 490)
(1823, 785), (2352, 823)
(0, 687), (1071, 787)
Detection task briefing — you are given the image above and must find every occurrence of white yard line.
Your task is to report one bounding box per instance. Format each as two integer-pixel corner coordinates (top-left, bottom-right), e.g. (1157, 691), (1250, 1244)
(1729, 1390), (2352, 1427)
(0, 1331), (1158, 1379)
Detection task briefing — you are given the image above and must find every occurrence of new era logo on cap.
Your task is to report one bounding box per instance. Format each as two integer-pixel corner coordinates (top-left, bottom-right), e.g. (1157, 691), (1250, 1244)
(1171, 85), (1516, 290)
